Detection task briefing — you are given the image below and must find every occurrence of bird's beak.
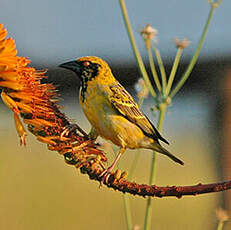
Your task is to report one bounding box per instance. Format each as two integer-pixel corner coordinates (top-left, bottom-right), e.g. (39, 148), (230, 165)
(59, 60), (81, 74)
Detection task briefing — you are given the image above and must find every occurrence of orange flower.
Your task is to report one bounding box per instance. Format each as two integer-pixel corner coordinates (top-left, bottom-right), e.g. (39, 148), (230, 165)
(0, 24), (106, 168)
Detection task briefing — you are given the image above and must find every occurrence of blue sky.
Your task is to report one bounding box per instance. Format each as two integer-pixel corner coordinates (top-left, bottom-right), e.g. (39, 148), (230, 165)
(1, 0), (229, 66)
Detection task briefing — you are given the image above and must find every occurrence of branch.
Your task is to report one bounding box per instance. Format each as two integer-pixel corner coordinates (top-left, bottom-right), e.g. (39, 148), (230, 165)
(80, 163), (231, 198)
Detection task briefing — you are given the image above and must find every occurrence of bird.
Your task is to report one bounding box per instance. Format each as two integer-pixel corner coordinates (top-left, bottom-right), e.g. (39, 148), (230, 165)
(59, 56), (184, 183)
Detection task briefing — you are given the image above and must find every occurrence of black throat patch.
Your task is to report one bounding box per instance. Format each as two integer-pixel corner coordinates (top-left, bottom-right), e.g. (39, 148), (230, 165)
(80, 78), (89, 102)
(79, 68), (99, 102)
(78, 61), (100, 102)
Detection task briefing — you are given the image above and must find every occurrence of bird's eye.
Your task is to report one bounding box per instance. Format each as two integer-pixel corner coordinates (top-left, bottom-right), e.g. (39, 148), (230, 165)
(83, 61), (90, 67)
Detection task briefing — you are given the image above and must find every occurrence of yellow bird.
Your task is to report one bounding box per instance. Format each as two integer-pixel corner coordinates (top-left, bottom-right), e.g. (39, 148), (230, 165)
(59, 56), (183, 182)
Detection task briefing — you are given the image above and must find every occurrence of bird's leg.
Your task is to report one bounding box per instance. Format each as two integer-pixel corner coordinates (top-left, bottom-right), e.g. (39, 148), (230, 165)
(61, 123), (88, 138)
(100, 147), (126, 185)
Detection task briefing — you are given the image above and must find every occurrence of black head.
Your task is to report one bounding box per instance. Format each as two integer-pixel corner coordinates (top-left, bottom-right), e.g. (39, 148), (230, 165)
(59, 58), (101, 82)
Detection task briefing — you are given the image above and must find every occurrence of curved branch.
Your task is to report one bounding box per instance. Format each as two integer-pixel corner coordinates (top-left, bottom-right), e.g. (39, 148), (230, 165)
(80, 163), (231, 198)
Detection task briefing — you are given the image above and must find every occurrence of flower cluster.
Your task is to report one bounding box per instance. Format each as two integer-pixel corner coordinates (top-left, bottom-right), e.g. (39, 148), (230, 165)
(0, 24), (106, 169)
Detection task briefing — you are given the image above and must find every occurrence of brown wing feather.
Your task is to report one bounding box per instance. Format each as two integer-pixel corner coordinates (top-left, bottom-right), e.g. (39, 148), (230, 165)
(109, 83), (169, 144)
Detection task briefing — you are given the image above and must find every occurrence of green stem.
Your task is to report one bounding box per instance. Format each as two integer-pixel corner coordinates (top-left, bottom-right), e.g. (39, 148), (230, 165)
(152, 46), (167, 94)
(165, 48), (183, 96)
(144, 104), (167, 230)
(217, 221), (224, 230)
(122, 96), (145, 230)
(119, 0), (157, 102)
(128, 95), (146, 179)
(147, 47), (161, 92)
(123, 195), (133, 230)
(128, 151), (141, 180)
(148, 104), (166, 185)
(169, 4), (216, 98)
(110, 148), (131, 229)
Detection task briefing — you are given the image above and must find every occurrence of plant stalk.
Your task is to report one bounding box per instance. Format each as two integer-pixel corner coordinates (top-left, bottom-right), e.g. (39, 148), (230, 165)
(119, 0), (158, 102)
(123, 94), (145, 229)
(170, 4), (216, 98)
(123, 194), (133, 230)
(165, 48), (183, 96)
(144, 104), (167, 230)
(152, 46), (167, 94)
(216, 222), (224, 230)
(147, 47), (161, 92)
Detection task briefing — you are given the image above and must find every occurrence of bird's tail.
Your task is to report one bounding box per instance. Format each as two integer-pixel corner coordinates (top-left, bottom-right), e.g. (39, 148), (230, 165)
(152, 143), (184, 165)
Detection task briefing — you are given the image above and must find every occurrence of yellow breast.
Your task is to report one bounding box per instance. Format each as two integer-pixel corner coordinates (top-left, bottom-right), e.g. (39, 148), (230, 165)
(79, 80), (116, 134)
(79, 80), (147, 148)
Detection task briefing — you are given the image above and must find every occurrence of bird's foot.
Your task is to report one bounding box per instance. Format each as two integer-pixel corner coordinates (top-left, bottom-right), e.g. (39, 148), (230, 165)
(99, 166), (114, 186)
(99, 152), (124, 186)
(61, 123), (87, 138)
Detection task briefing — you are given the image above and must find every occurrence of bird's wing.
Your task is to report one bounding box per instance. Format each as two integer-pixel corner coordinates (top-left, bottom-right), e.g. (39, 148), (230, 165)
(109, 83), (169, 144)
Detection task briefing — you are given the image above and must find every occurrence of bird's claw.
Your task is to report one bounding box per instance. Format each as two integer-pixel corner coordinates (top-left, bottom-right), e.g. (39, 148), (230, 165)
(99, 167), (114, 186)
(61, 123), (88, 138)
(61, 124), (78, 137)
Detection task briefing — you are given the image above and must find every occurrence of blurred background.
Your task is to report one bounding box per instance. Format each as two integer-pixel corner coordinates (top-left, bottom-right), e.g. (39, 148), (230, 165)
(0, 0), (231, 229)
